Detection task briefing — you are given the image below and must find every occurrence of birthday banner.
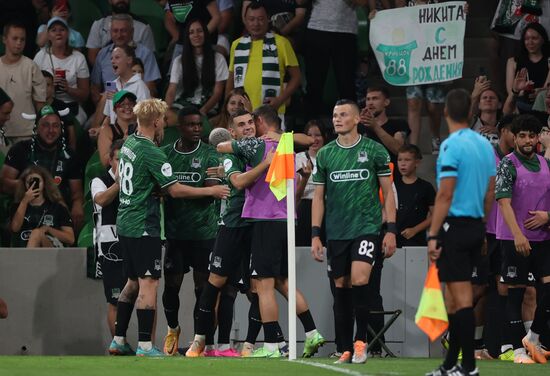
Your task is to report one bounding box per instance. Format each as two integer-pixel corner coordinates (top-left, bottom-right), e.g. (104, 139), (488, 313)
(369, 1), (467, 86)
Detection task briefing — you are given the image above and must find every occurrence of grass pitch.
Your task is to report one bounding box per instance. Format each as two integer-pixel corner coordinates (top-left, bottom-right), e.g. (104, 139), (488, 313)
(0, 356), (548, 376)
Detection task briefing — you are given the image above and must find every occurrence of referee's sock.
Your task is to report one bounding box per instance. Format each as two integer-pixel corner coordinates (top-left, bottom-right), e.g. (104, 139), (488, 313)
(506, 287), (526, 350)
(162, 285), (180, 329)
(334, 287), (354, 352)
(352, 284), (370, 343)
(530, 282), (550, 341)
(455, 307), (475, 372)
(246, 293), (262, 344)
(114, 301), (134, 340)
(137, 308), (155, 350)
(217, 286), (237, 345)
(443, 314), (459, 370)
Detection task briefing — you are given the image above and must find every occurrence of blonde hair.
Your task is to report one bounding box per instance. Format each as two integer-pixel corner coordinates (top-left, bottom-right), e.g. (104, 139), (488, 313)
(133, 98), (168, 127)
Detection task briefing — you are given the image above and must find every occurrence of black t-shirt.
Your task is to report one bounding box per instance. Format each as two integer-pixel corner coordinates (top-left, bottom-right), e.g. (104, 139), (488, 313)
(361, 118), (410, 174)
(395, 176), (435, 247)
(4, 140), (82, 207)
(167, 0), (215, 44)
(9, 200), (72, 247)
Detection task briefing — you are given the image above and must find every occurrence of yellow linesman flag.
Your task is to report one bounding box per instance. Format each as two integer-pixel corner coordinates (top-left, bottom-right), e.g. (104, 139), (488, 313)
(265, 132), (295, 201)
(415, 263), (448, 341)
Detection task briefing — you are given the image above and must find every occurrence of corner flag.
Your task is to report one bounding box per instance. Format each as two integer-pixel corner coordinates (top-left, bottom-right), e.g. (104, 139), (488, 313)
(415, 263), (448, 341)
(265, 132), (295, 201)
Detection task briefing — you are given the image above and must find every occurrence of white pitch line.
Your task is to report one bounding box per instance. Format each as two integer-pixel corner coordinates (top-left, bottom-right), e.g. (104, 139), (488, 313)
(292, 360), (402, 376)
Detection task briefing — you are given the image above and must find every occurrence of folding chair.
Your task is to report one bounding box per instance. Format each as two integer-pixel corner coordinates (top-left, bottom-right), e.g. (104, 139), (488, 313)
(366, 309), (402, 357)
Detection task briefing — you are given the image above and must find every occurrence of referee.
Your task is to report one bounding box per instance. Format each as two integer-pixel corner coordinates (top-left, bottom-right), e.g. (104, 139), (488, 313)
(426, 89), (496, 376)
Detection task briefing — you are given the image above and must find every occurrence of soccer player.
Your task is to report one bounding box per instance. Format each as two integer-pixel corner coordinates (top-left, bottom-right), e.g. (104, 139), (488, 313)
(107, 99), (228, 357)
(426, 89), (496, 376)
(496, 114), (550, 364)
(91, 139), (124, 336)
(311, 99), (397, 364)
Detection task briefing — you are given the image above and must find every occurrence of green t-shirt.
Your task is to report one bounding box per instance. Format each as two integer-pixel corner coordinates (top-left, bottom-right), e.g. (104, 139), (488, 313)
(313, 136), (391, 240)
(163, 140), (221, 240)
(220, 153), (249, 228)
(495, 151), (550, 200)
(376, 41), (418, 85)
(116, 134), (177, 238)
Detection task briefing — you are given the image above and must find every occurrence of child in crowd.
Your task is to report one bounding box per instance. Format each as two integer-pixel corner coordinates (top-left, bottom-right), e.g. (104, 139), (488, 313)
(395, 144), (435, 247)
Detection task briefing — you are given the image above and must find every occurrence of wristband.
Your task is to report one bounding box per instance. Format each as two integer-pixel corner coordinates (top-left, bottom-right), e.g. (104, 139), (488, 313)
(311, 226), (322, 238)
(386, 222), (397, 235)
(427, 235), (439, 242)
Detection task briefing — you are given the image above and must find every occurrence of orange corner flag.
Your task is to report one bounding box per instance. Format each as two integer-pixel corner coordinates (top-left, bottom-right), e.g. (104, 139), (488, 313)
(415, 263), (448, 342)
(265, 132), (295, 201)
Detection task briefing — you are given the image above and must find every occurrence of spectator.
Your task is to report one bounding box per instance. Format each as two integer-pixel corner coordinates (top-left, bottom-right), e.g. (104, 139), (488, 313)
(0, 105), (84, 230)
(164, 0), (220, 60)
(165, 19), (228, 117)
(359, 86), (410, 177)
(295, 119), (325, 246)
(41, 70), (77, 151)
(394, 144), (435, 248)
(33, 17), (90, 125)
(9, 165), (74, 247)
(242, 0), (308, 50)
(0, 1), (45, 58)
(216, 0), (234, 56)
(0, 22), (47, 143)
(131, 57), (144, 79)
(470, 76), (502, 146)
(90, 14), (160, 103)
(505, 23), (550, 113)
(226, 1), (301, 127)
(36, 1), (85, 50)
(91, 139), (124, 336)
(304, 0), (365, 119)
(86, 0), (156, 66)
(0, 88), (14, 155)
(210, 87), (252, 129)
(97, 91), (138, 167)
(98, 45), (150, 130)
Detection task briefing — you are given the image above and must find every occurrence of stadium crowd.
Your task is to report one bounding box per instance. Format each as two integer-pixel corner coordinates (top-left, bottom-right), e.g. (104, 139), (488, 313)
(1, 0), (550, 374)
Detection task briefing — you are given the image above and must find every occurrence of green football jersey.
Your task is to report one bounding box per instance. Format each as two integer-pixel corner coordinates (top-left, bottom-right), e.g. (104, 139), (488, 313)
(117, 134), (177, 238)
(220, 153), (249, 228)
(313, 136), (391, 240)
(163, 140), (221, 240)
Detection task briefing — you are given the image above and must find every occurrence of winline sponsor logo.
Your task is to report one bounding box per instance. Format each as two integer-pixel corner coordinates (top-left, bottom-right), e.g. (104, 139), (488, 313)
(329, 169), (370, 182)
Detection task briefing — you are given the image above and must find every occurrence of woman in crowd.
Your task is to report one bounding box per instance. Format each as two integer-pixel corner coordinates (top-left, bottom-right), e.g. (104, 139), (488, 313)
(97, 90), (137, 167)
(165, 19), (228, 116)
(9, 165), (74, 248)
(33, 17), (89, 125)
(506, 22), (550, 112)
(211, 88), (252, 129)
(295, 119), (326, 246)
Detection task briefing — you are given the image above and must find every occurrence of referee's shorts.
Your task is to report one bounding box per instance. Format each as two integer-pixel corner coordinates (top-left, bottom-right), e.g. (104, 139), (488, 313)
(437, 217), (485, 283)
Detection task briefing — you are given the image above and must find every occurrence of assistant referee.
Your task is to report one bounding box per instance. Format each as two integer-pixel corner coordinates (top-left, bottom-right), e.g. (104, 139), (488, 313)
(426, 89), (496, 376)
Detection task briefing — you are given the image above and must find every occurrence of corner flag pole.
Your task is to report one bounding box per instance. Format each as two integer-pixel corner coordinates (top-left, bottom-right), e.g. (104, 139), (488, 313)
(287, 178), (297, 360)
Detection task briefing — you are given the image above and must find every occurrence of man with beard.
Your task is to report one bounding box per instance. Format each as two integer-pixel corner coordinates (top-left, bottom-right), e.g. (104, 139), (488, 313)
(86, 0), (155, 66)
(0, 105), (84, 229)
(495, 114), (550, 364)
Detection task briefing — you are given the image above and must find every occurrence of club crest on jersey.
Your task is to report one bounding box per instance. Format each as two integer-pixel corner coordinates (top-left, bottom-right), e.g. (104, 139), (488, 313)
(191, 158), (201, 168)
(357, 151), (368, 163)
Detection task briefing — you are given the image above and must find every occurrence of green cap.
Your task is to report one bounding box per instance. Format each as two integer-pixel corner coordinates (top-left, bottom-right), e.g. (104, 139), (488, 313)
(113, 90), (137, 107)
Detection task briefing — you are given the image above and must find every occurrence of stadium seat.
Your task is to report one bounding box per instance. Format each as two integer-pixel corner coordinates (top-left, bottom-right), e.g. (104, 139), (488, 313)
(130, 0), (169, 57)
(68, 0), (103, 41)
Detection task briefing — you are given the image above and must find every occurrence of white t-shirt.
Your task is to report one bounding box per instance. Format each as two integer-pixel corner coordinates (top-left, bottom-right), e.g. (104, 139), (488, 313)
(86, 16), (156, 52)
(295, 151), (317, 200)
(169, 51), (228, 107)
(91, 169), (119, 246)
(103, 73), (151, 124)
(33, 48), (90, 104)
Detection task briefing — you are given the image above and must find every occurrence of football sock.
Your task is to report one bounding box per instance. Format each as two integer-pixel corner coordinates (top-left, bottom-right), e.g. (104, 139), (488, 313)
(530, 283), (550, 340)
(352, 284), (370, 343)
(162, 285), (180, 329)
(297, 310), (316, 333)
(455, 307), (475, 372)
(114, 301), (134, 338)
(246, 293), (262, 344)
(474, 326), (484, 349)
(443, 314), (460, 370)
(275, 322), (286, 344)
(506, 287), (526, 350)
(137, 309), (155, 342)
(217, 287), (237, 345)
(263, 321), (279, 347)
(197, 282), (219, 336)
(334, 287), (353, 352)
(497, 293), (510, 351)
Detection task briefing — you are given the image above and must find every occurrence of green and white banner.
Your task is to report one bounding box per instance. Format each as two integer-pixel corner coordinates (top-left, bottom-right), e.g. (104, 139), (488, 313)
(369, 1), (467, 86)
